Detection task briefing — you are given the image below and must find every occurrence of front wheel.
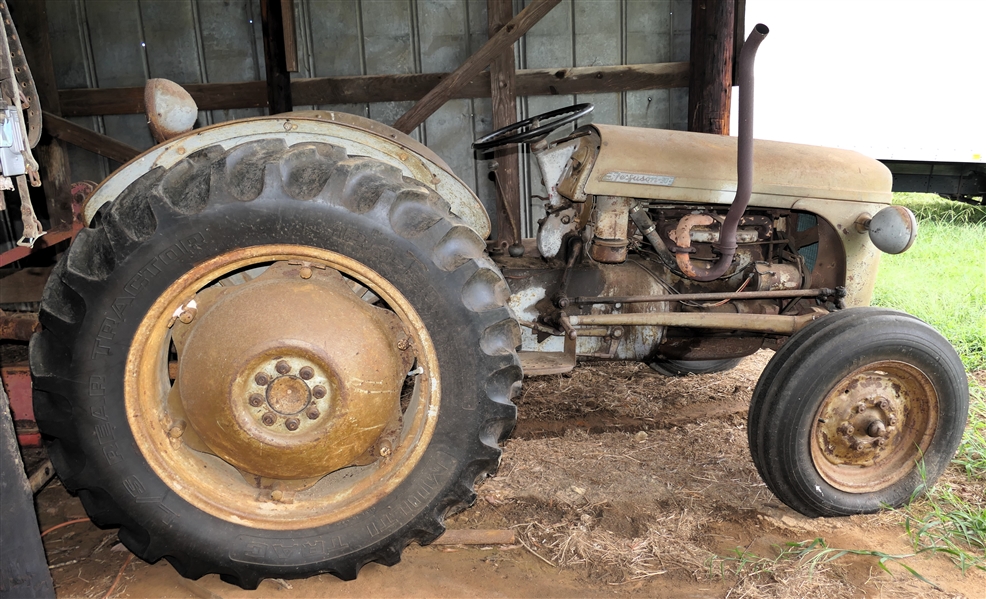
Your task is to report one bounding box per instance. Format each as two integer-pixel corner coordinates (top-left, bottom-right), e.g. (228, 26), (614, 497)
(31, 140), (520, 587)
(748, 308), (968, 517)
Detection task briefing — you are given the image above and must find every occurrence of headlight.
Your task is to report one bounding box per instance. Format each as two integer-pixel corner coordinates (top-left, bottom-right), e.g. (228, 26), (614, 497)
(858, 206), (918, 254)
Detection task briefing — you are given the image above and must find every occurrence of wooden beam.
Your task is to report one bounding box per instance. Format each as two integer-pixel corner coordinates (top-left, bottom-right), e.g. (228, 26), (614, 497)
(259, 0), (292, 114)
(521, 62), (688, 97)
(42, 111), (140, 164)
(60, 81), (266, 116)
(688, 0), (735, 134)
(281, 0), (298, 72)
(58, 62), (689, 118)
(7, 0), (74, 229)
(393, 0), (562, 134)
(488, 0), (521, 249)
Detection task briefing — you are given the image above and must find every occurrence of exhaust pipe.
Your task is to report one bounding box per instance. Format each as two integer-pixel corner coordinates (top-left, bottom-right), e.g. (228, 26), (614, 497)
(676, 23), (769, 281)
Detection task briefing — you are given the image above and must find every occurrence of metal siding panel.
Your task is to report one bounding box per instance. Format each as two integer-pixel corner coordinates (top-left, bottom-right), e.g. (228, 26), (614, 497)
(573, 0), (622, 126)
(140, 1), (201, 83)
(670, 0), (691, 130)
(305, 0), (368, 116)
(196, 0), (264, 122)
(46, 0), (88, 88)
(84, 1), (154, 154)
(47, 1), (110, 182)
(361, 0), (414, 128)
(417, 0), (468, 73)
(466, 0), (496, 221)
(418, 1), (477, 198)
(83, 1), (145, 88)
(625, 0), (673, 128)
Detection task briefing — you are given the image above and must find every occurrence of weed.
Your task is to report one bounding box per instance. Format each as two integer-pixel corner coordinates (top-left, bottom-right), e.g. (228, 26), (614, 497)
(710, 538), (940, 592)
(896, 450), (986, 574)
(955, 381), (986, 480)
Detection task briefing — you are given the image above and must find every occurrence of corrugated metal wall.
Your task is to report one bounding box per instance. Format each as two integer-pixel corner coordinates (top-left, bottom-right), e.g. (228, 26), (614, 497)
(48, 0), (690, 236)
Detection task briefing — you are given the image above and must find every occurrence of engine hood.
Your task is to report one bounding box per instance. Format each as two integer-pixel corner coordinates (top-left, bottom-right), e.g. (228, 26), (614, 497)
(582, 124), (892, 205)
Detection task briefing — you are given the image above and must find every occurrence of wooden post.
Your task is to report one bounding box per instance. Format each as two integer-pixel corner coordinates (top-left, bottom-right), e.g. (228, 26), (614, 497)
(281, 0), (298, 73)
(259, 0), (293, 115)
(488, 0), (521, 249)
(7, 0), (74, 230)
(688, 0), (735, 135)
(732, 0), (746, 82)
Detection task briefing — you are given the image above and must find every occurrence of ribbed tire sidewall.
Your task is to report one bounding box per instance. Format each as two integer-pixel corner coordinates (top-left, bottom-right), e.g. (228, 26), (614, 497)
(31, 140), (520, 588)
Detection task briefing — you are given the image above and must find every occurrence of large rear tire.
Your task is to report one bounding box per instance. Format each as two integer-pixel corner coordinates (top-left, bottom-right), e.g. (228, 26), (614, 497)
(748, 308), (968, 516)
(31, 140), (520, 588)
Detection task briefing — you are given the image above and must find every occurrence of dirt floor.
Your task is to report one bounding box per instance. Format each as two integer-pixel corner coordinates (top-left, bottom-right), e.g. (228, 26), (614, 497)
(27, 351), (986, 598)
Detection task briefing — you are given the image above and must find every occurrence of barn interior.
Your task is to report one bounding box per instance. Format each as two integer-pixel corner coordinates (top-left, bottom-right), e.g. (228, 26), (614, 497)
(3, 1), (981, 598)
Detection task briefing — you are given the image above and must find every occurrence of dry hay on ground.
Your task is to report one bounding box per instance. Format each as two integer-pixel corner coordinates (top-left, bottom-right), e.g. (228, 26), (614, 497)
(457, 351), (985, 597)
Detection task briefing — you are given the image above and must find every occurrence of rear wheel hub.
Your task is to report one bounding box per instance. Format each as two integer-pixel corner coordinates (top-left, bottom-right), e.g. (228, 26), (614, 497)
(176, 261), (407, 480)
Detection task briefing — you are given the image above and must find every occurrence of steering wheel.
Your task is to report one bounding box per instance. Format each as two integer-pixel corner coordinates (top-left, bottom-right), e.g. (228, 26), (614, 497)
(473, 103), (594, 151)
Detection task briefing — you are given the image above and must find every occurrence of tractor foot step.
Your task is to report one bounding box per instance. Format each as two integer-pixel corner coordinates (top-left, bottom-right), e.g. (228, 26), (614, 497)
(518, 351), (576, 376)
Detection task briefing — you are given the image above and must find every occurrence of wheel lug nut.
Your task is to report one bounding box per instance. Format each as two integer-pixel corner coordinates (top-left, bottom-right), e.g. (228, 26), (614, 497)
(876, 438), (886, 448)
(839, 423), (854, 435)
(275, 360), (291, 375)
(285, 418), (300, 431)
(306, 407), (320, 420)
(888, 415), (897, 425)
(168, 420), (186, 438)
(248, 393), (264, 407)
(299, 366), (314, 380)
(261, 412), (276, 426)
(255, 372), (270, 386)
(878, 399), (890, 410)
(855, 403), (867, 413)
(312, 385), (326, 399)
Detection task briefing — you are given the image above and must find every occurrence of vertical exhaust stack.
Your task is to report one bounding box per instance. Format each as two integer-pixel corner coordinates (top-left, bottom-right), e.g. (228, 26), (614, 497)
(676, 23), (769, 281)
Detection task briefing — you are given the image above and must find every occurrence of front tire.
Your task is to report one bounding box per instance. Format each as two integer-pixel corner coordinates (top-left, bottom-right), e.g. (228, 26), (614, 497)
(648, 358), (742, 377)
(748, 308), (968, 517)
(31, 140), (520, 587)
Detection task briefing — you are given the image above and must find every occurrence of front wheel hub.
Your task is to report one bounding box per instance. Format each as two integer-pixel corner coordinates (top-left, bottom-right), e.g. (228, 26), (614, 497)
(811, 360), (938, 492)
(177, 262), (408, 480)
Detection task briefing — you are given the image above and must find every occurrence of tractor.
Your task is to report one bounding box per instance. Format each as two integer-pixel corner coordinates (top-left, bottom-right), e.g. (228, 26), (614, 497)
(30, 23), (967, 588)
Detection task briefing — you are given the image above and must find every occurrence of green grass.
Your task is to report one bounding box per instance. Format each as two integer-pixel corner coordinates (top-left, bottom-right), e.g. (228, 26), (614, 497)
(872, 194), (985, 371)
(871, 193), (986, 573)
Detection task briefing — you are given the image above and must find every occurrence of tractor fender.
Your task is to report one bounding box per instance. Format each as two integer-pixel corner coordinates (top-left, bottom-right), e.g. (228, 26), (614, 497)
(82, 110), (491, 238)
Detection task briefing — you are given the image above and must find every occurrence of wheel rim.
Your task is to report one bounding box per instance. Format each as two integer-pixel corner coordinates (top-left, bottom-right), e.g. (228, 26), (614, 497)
(126, 245), (440, 529)
(810, 360), (938, 493)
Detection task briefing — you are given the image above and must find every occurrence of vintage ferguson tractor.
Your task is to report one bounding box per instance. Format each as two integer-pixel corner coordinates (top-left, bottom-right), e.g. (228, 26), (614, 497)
(31, 24), (967, 587)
